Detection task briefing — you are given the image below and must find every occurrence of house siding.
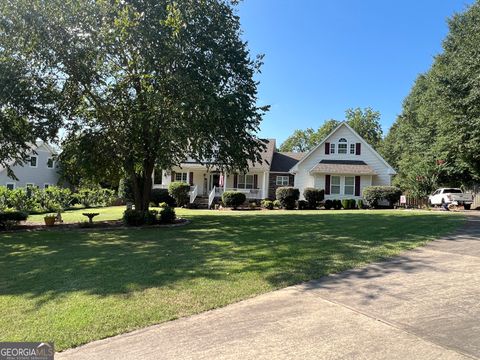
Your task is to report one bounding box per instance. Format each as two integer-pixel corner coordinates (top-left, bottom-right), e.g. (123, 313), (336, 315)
(293, 124), (393, 200)
(0, 145), (61, 188)
(268, 173), (295, 199)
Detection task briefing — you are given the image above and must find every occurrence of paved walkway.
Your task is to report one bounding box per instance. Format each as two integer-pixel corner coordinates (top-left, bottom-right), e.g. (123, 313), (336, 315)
(58, 214), (480, 360)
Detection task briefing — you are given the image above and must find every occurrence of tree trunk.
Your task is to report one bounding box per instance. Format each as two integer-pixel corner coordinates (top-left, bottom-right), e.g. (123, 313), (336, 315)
(131, 159), (155, 213)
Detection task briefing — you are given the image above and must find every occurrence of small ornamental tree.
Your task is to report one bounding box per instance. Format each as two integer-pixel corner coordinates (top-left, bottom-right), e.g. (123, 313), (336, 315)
(222, 191), (246, 209)
(276, 187), (300, 210)
(363, 186), (402, 208)
(303, 188), (325, 209)
(168, 182), (191, 208)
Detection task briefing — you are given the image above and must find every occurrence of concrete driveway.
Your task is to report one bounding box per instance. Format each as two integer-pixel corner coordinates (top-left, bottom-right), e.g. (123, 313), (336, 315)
(58, 214), (480, 360)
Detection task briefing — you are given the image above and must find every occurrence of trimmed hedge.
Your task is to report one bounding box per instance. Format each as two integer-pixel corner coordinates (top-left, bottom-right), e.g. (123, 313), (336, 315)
(341, 199), (357, 210)
(222, 191), (246, 209)
(333, 199), (342, 210)
(363, 186), (402, 208)
(0, 211), (28, 229)
(275, 187), (300, 210)
(297, 200), (308, 210)
(324, 199), (333, 210)
(168, 182), (191, 207)
(160, 206), (176, 223)
(303, 188), (325, 209)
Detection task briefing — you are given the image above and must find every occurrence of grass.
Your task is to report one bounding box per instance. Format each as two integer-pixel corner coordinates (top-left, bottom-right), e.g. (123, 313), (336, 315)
(0, 207), (465, 350)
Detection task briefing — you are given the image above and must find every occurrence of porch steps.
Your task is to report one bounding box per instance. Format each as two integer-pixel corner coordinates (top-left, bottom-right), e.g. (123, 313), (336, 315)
(192, 196), (210, 209)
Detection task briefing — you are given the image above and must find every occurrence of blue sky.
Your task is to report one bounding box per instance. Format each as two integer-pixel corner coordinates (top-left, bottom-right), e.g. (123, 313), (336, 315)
(237, 0), (474, 145)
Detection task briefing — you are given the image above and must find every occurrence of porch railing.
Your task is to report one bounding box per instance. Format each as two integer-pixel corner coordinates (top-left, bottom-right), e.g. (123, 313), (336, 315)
(189, 185), (198, 204)
(214, 188), (263, 200)
(208, 186), (216, 208)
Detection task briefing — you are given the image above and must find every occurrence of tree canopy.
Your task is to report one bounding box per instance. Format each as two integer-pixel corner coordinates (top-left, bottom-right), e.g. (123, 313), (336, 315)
(1, 0), (268, 211)
(279, 108), (383, 152)
(380, 1), (480, 195)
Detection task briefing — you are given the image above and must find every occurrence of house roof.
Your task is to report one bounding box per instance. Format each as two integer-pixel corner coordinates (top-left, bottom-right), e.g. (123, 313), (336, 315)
(251, 139), (276, 170)
(290, 122), (396, 175)
(310, 160), (377, 175)
(270, 152), (306, 172)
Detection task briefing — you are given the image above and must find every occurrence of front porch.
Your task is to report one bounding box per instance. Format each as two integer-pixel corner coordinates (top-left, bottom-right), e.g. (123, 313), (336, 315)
(153, 168), (268, 208)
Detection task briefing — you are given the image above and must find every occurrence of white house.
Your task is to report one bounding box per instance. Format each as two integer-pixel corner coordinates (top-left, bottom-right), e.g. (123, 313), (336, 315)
(0, 140), (61, 189)
(290, 122), (396, 200)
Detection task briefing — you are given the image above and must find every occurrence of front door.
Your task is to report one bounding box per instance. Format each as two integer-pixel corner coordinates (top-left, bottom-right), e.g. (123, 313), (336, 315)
(209, 173), (220, 191)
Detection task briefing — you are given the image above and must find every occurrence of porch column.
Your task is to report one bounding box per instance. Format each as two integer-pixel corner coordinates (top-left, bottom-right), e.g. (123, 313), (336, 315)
(223, 172), (227, 192)
(262, 172), (268, 199)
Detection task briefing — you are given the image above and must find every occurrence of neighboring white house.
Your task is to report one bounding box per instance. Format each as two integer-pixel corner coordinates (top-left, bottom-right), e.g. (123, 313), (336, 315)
(0, 140), (61, 189)
(290, 122), (396, 200)
(152, 122), (396, 206)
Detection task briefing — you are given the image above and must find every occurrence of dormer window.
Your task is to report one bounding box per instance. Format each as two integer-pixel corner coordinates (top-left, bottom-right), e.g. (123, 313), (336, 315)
(338, 138), (347, 154)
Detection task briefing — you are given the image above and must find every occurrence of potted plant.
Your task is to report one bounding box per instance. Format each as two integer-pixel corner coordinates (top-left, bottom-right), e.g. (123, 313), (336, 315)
(44, 214), (56, 227)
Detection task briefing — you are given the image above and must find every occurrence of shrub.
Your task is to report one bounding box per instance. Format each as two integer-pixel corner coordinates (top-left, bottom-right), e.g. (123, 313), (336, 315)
(357, 199), (364, 209)
(158, 202), (169, 208)
(151, 188), (175, 207)
(333, 199), (342, 210)
(159, 206), (176, 223)
(123, 209), (145, 226)
(261, 199), (274, 210)
(74, 187), (116, 208)
(363, 186), (402, 209)
(118, 177), (134, 203)
(297, 200), (308, 210)
(303, 188), (325, 209)
(168, 182), (191, 207)
(249, 202), (257, 209)
(324, 199), (333, 210)
(0, 211), (28, 229)
(222, 191), (246, 209)
(144, 210), (158, 225)
(275, 187), (300, 210)
(341, 199), (357, 210)
(273, 200), (281, 209)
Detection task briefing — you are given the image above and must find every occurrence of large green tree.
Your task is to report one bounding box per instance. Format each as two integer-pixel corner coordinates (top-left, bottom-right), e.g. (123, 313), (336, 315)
(381, 1), (480, 193)
(0, 55), (61, 178)
(279, 108), (382, 152)
(1, 0), (268, 211)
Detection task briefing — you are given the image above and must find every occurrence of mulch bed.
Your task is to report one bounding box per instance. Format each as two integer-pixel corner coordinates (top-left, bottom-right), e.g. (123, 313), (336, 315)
(0, 218), (190, 233)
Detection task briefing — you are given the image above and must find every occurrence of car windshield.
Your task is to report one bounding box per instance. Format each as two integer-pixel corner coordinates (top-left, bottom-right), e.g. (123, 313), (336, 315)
(444, 188), (462, 193)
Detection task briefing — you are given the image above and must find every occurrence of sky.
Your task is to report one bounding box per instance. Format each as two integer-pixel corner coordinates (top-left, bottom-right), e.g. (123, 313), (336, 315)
(237, 0), (474, 145)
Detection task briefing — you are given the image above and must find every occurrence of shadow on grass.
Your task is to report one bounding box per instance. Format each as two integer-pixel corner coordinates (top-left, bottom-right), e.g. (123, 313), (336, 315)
(0, 212), (464, 305)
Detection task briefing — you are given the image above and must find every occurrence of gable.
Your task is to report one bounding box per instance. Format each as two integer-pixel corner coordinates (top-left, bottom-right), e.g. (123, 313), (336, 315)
(290, 122), (395, 175)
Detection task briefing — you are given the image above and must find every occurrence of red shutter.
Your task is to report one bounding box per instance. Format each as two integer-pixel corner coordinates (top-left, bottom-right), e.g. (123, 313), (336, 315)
(189, 172), (194, 186)
(233, 174), (238, 188)
(253, 174), (258, 189)
(325, 175), (331, 195)
(325, 142), (330, 155)
(356, 143), (361, 155)
(355, 176), (361, 196)
(171, 171), (175, 182)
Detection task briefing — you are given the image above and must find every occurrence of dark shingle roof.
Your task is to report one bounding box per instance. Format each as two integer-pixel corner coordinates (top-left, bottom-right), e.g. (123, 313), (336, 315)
(310, 159), (376, 175)
(270, 152), (306, 172)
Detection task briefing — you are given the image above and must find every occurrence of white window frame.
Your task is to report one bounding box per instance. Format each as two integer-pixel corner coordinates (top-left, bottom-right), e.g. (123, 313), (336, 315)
(350, 143), (356, 155)
(344, 176), (355, 195)
(331, 176), (341, 195)
(47, 157), (55, 169)
(238, 174), (254, 189)
(175, 172), (188, 183)
(6, 183), (15, 190)
(29, 155), (38, 168)
(330, 143), (335, 154)
(276, 175), (289, 186)
(337, 138), (348, 154)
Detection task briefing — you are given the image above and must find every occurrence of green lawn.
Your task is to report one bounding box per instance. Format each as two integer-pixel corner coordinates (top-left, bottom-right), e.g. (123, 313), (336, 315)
(0, 207), (464, 350)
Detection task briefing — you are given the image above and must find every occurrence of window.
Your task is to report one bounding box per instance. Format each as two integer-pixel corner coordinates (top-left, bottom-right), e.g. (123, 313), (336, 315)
(6, 183), (15, 190)
(338, 138), (347, 154)
(175, 172), (188, 183)
(350, 143), (356, 154)
(30, 156), (38, 168)
(238, 174), (254, 189)
(276, 175), (289, 186)
(47, 158), (54, 169)
(26, 183), (35, 188)
(331, 176), (341, 194)
(344, 176), (355, 195)
(330, 143), (335, 154)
